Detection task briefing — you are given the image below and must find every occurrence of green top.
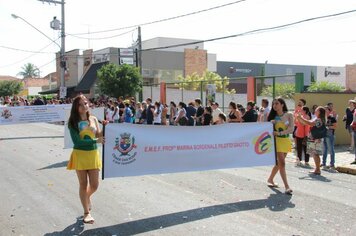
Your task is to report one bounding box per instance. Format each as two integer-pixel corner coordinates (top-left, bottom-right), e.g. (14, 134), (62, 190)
(69, 125), (98, 151)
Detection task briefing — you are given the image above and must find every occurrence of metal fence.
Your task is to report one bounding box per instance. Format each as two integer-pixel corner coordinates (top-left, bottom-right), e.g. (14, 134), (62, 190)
(142, 74), (298, 112)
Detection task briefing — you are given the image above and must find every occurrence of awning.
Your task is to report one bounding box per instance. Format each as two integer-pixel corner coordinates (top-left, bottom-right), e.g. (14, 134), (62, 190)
(75, 62), (107, 93)
(39, 86), (76, 95)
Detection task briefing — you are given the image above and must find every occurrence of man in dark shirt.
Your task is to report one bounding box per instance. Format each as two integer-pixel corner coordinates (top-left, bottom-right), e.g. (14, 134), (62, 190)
(242, 101), (258, 122)
(145, 98), (154, 125)
(186, 102), (197, 126)
(33, 96), (45, 105)
(194, 98), (204, 126)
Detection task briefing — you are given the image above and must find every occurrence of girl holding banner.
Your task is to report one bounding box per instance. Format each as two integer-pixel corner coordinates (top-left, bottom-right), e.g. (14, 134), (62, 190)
(267, 98), (294, 195)
(67, 95), (107, 224)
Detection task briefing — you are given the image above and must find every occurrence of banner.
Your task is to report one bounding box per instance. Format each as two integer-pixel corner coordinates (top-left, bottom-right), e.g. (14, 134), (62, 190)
(103, 123), (275, 179)
(0, 105), (71, 125)
(64, 107), (104, 149)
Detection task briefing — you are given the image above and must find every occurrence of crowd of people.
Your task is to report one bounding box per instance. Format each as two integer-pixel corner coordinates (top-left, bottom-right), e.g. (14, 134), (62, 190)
(2, 94), (356, 169)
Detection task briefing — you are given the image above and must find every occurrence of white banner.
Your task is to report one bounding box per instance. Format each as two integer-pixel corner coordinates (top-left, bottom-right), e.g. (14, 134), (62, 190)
(64, 107), (104, 149)
(0, 105), (71, 125)
(103, 123), (276, 179)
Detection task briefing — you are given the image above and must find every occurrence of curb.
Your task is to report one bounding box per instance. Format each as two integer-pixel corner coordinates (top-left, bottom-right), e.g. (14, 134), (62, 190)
(336, 166), (356, 175)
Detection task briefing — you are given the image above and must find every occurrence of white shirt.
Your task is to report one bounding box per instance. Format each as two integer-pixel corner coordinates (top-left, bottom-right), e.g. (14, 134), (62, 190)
(212, 108), (223, 123)
(153, 108), (162, 124)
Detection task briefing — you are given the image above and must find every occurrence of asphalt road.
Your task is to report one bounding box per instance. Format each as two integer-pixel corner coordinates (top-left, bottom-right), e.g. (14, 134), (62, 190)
(0, 123), (355, 236)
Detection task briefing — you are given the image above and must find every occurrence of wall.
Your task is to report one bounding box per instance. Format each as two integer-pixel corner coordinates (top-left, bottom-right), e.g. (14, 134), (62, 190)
(346, 64), (356, 92)
(142, 37), (204, 52)
(316, 66), (345, 86)
(266, 63), (316, 85)
(184, 49), (207, 76)
(294, 93), (356, 145)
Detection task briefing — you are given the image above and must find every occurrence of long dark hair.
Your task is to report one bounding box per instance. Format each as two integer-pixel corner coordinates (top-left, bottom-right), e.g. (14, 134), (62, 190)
(268, 97), (288, 121)
(68, 95), (90, 132)
(316, 106), (326, 124)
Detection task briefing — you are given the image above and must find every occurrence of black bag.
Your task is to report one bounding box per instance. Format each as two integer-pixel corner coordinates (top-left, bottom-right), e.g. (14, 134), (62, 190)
(310, 124), (327, 139)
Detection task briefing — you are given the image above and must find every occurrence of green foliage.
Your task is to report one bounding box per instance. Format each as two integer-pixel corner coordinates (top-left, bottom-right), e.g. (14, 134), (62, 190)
(261, 83), (295, 99)
(307, 81), (344, 92)
(177, 71), (236, 94)
(0, 80), (23, 97)
(97, 63), (142, 98)
(18, 63), (40, 79)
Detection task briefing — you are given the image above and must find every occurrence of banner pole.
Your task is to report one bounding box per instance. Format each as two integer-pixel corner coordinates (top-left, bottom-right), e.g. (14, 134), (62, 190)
(101, 123), (106, 180)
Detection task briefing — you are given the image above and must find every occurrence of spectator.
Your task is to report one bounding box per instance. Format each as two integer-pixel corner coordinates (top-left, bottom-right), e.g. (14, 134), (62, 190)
(322, 106), (337, 171)
(297, 106), (327, 175)
(350, 98), (356, 165)
(140, 101), (147, 124)
(124, 102), (133, 123)
(215, 113), (227, 125)
(327, 102), (338, 120)
(175, 102), (188, 126)
(33, 96), (45, 105)
(161, 104), (168, 126)
(227, 101), (242, 123)
(295, 106), (311, 166)
(211, 102), (223, 124)
(242, 101), (258, 122)
(146, 98), (155, 125)
(153, 101), (162, 125)
(169, 101), (178, 125)
(135, 102), (143, 124)
(344, 99), (355, 151)
(311, 104), (318, 119)
(202, 106), (213, 126)
(194, 98), (204, 126)
(186, 102), (197, 126)
(258, 98), (271, 122)
(105, 104), (113, 123)
(112, 101), (120, 123)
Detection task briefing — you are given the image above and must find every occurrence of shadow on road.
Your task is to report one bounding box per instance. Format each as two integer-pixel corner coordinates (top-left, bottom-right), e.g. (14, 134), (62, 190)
(38, 161), (68, 170)
(46, 192), (294, 236)
(298, 174), (332, 182)
(0, 136), (64, 141)
(44, 216), (84, 236)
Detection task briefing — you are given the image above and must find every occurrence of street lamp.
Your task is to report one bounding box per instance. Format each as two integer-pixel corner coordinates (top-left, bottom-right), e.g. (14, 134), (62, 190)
(11, 14), (60, 48)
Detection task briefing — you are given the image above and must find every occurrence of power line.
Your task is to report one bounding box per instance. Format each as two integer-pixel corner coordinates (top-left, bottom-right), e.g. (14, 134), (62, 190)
(67, 28), (137, 40)
(38, 58), (57, 69)
(0, 38), (60, 68)
(68, 0), (247, 36)
(0, 45), (55, 54)
(141, 9), (356, 51)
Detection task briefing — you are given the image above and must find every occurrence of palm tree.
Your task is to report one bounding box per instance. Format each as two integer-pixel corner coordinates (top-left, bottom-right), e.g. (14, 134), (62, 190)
(18, 63), (40, 79)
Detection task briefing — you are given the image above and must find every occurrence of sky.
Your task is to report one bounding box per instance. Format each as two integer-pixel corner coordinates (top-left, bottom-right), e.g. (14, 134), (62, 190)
(0, 0), (355, 78)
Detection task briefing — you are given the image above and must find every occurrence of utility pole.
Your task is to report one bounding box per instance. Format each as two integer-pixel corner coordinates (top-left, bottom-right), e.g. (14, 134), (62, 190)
(39, 0), (66, 98)
(137, 26), (143, 101)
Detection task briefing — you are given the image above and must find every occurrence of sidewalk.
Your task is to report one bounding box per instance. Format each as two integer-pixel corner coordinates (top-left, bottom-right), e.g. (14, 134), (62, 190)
(287, 145), (356, 175)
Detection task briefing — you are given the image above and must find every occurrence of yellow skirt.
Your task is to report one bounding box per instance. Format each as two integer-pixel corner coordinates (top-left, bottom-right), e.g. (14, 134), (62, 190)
(67, 149), (102, 170)
(275, 137), (292, 153)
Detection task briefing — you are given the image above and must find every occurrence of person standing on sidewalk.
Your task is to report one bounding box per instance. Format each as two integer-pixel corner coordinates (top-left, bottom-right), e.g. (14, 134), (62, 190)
(295, 106), (311, 166)
(350, 98), (356, 165)
(267, 97), (294, 195)
(321, 106), (337, 171)
(67, 95), (107, 224)
(297, 106), (326, 175)
(343, 100), (355, 151)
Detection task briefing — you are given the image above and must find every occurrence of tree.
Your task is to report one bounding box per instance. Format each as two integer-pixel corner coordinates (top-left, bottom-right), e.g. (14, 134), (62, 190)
(18, 63), (40, 78)
(177, 71), (236, 94)
(97, 63), (142, 98)
(0, 80), (23, 97)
